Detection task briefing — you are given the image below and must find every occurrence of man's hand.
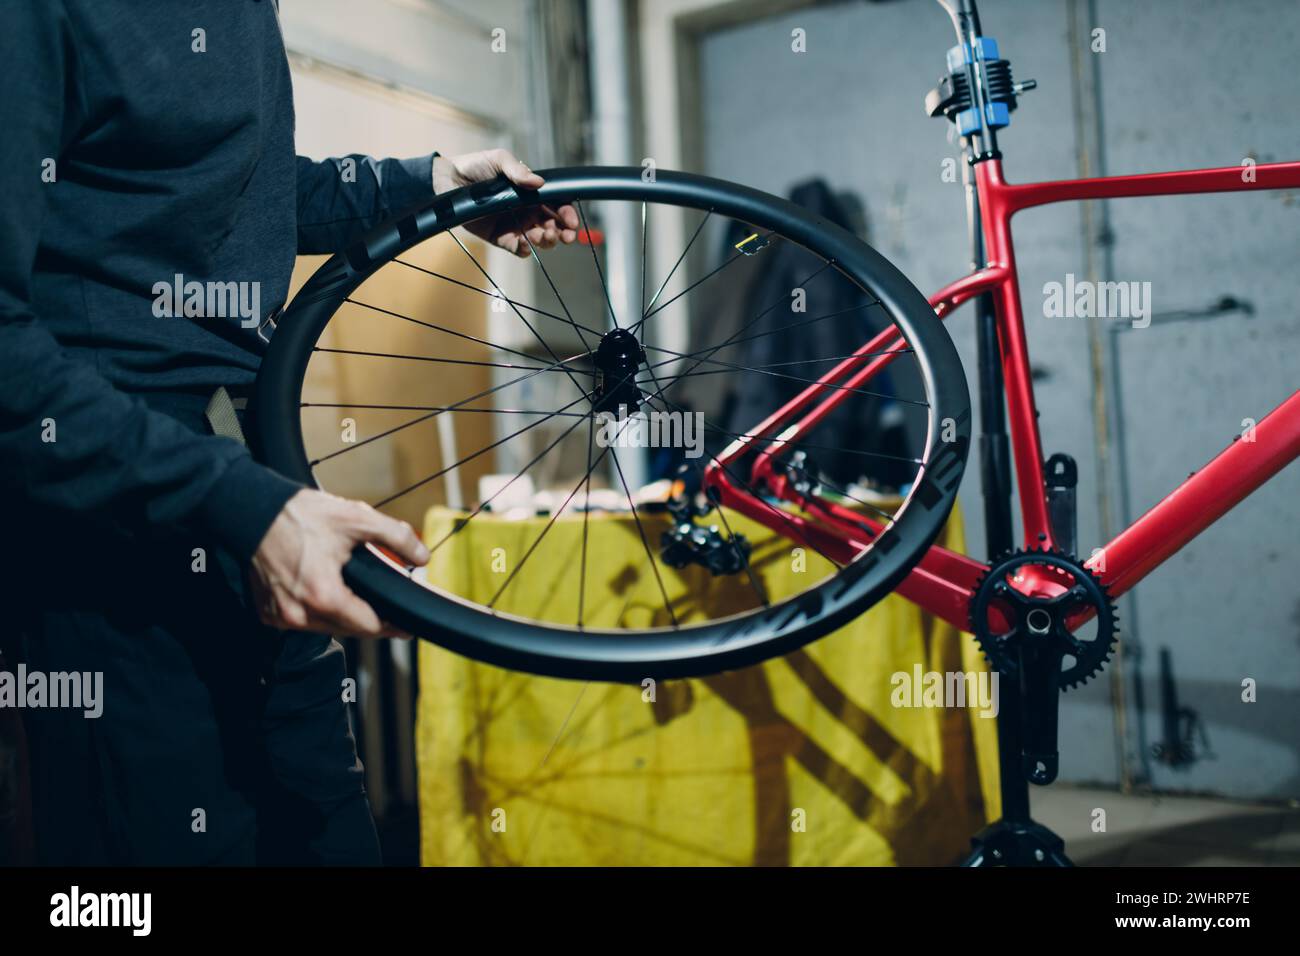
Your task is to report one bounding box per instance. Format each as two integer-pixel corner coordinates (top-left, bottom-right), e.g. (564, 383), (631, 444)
(250, 488), (429, 638)
(433, 148), (580, 257)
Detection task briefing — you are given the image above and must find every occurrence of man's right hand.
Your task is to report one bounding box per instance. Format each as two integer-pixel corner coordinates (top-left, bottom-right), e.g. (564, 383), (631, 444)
(250, 488), (429, 637)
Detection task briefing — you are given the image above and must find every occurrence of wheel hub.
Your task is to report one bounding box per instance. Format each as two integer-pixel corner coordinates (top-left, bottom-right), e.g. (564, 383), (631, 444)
(591, 327), (646, 414)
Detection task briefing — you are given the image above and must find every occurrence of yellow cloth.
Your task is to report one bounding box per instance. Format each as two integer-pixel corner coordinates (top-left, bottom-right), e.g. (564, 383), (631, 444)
(416, 503), (999, 865)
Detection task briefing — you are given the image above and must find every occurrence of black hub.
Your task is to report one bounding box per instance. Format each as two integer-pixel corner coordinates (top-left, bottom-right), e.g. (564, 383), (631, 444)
(592, 328), (647, 415)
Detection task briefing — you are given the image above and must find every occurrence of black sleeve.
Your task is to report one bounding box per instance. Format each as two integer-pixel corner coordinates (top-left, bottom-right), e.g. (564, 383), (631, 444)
(295, 153), (437, 254)
(0, 1), (301, 565)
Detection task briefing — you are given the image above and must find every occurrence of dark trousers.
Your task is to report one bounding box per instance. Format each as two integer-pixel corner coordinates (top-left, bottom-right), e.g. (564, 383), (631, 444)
(2, 394), (380, 866)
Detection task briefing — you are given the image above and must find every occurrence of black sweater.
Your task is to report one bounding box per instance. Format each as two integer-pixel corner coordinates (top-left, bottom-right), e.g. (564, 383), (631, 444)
(1, 0), (436, 563)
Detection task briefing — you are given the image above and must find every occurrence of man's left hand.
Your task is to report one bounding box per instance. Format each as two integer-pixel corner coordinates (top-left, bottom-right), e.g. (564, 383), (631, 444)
(433, 148), (580, 257)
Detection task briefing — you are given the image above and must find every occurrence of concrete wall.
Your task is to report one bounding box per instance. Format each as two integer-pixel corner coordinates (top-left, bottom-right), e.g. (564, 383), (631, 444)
(280, 0), (529, 130)
(687, 0), (1300, 799)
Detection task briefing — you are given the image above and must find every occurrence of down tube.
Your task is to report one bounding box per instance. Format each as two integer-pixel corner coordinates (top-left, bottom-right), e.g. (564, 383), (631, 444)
(1091, 388), (1300, 597)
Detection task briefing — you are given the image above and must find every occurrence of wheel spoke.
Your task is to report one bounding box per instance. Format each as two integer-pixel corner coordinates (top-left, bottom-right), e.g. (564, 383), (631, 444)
(591, 367), (683, 627)
(707, 473), (771, 609)
(638, 200), (648, 339)
(634, 348), (914, 384)
(313, 346), (555, 373)
(576, 199), (620, 329)
(308, 346), (586, 466)
(378, 391), (593, 511)
(636, 300), (887, 366)
(344, 297), (563, 367)
(626, 246), (746, 339)
(642, 209), (712, 320)
(578, 407), (596, 628)
(423, 359), (649, 549)
(644, 349), (770, 610)
(302, 402), (589, 418)
(487, 419), (625, 609)
(511, 211), (597, 354)
(780, 460), (900, 525)
(448, 230), (590, 402)
(677, 411), (922, 465)
(638, 393), (844, 572)
(608, 444), (679, 628)
(650, 391), (906, 526)
(643, 259), (827, 392)
(393, 258), (602, 339)
(425, 405), (594, 554)
(640, 341), (927, 406)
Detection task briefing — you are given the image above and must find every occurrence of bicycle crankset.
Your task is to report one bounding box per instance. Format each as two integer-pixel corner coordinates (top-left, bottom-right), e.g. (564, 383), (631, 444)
(968, 548), (1117, 784)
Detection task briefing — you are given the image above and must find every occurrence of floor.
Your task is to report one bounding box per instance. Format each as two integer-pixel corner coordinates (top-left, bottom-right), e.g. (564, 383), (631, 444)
(1031, 784), (1300, 866)
(380, 786), (1300, 867)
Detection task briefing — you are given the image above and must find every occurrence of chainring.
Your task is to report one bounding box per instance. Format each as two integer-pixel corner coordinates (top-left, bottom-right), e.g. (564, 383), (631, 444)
(968, 548), (1118, 690)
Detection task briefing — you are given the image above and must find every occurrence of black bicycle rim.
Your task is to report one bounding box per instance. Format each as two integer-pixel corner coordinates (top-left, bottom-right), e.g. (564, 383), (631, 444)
(252, 166), (970, 681)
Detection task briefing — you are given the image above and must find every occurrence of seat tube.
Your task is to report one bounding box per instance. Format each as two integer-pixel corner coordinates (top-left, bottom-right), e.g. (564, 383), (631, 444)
(977, 160), (1056, 548)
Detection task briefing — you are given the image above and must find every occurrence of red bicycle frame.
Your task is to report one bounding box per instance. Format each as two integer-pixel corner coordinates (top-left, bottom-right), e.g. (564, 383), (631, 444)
(705, 158), (1300, 632)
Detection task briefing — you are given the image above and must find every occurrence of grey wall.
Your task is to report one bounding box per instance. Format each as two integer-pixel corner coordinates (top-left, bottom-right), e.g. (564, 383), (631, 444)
(693, 0), (1300, 799)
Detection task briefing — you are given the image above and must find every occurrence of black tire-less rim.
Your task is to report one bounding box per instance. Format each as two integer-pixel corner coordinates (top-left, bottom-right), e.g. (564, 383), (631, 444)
(252, 167), (970, 681)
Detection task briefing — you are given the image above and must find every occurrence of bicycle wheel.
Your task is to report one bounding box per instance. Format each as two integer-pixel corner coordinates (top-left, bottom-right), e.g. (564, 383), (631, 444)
(252, 166), (969, 680)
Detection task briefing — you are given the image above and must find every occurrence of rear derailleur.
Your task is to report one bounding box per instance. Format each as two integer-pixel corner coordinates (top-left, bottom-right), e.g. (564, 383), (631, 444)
(659, 467), (751, 577)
